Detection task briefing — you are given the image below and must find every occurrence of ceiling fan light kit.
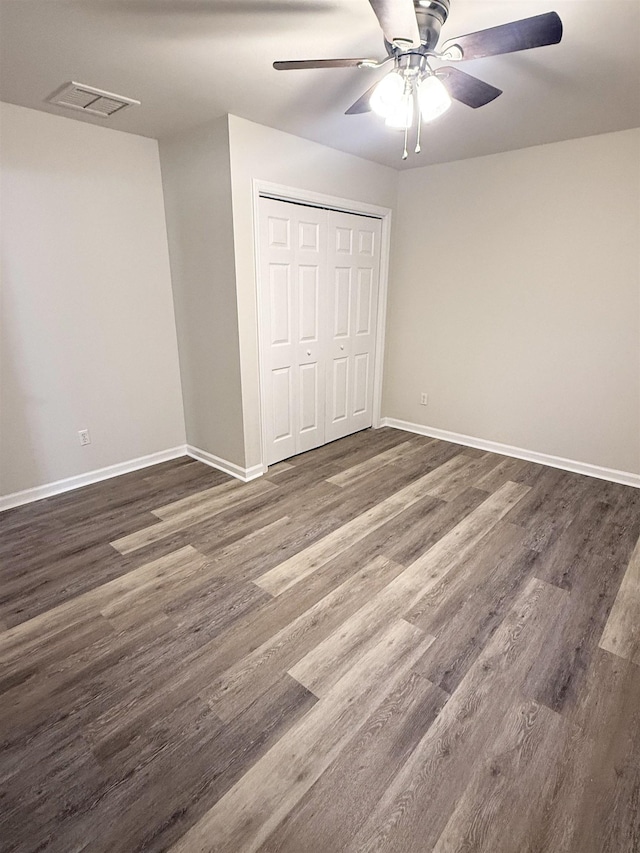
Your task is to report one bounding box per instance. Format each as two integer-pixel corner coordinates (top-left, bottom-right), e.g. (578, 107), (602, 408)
(369, 58), (452, 157)
(274, 0), (563, 160)
(370, 71), (404, 117)
(385, 88), (413, 130)
(419, 76), (452, 122)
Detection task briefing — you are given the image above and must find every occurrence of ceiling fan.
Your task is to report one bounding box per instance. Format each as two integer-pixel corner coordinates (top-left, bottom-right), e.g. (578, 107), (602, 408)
(273, 0), (563, 159)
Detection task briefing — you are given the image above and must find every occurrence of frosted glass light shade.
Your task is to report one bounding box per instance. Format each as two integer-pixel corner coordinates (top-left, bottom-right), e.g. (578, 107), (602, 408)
(385, 92), (413, 129)
(418, 75), (452, 122)
(370, 72), (404, 118)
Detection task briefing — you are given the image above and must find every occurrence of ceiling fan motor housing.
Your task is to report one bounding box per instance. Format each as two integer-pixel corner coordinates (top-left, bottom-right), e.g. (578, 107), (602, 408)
(415, 0), (450, 49)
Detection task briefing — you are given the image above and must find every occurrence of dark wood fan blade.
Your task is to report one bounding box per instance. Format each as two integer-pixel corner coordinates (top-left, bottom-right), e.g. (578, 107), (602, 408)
(345, 81), (380, 115)
(436, 67), (502, 108)
(273, 58), (373, 70)
(367, 0), (421, 47)
(441, 11), (563, 61)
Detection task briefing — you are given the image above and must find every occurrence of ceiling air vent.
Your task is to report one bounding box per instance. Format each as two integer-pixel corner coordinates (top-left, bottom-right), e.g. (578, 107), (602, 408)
(47, 82), (140, 117)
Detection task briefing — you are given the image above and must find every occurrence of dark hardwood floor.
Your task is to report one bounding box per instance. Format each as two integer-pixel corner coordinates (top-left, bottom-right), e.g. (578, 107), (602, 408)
(1, 427), (639, 852)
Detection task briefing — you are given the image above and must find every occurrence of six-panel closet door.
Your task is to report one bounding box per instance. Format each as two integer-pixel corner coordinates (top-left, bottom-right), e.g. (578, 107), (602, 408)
(259, 197), (382, 466)
(325, 209), (381, 443)
(259, 198), (327, 465)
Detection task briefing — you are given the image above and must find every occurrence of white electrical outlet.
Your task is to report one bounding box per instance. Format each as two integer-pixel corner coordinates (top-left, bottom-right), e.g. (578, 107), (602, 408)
(420, 393), (428, 406)
(78, 429), (91, 446)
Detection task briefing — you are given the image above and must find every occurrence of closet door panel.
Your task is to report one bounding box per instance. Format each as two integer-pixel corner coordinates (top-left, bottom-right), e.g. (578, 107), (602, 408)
(353, 352), (370, 416)
(326, 211), (382, 442)
(259, 198), (327, 465)
(331, 357), (349, 425)
(271, 367), (294, 443)
(355, 268), (373, 336)
(333, 267), (351, 339)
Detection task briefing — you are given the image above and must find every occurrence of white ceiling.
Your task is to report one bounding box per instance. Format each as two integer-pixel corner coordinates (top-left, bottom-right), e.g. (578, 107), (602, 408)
(1, 0), (639, 169)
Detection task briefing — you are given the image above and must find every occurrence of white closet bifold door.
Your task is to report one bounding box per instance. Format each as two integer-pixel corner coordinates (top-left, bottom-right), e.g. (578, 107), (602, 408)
(259, 198), (327, 465)
(258, 197), (381, 466)
(325, 210), (381, 443)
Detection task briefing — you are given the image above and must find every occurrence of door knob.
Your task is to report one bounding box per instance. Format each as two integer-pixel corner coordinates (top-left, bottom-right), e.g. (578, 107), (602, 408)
(340, 345), (344, 351)
(306, 350), (311, 356)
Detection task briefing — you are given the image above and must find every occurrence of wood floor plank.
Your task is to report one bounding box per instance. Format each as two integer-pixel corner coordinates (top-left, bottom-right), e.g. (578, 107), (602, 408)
(406, 518), (526, 632)
(104, 531), (410, 741)
(0, 545), (207, 662)
(505, 466), (591, 541)
(346, 577), (569, 853)
(326, 440), (417, 487)
(289, 480), (530, 697)
(383, 487), (489, 567)
(169, 619), (434, 853)
(254, 454), (472, 596)
(525, 647), (640, 853)
(258, 671), (449, 853)
(284, 426), (406, 471)
(424, 451), (501, 502)
(91, 676), (315, 853)
(1, 614), (206, 750)
(3, 676), (316, 853)
(0, 543), (137, 628)
(3, 428), (640, 853)
(525, 554), (623, 714)
(532, 485), (640, 591)
(263, 429), (404, 491)
(389, 437), (464, 477)
(431, 699), (566, 853)
(524, 492), (640, 713)
(599, 536), (640, 665)
(1, 729), (106, 853)
(289, 459), (444, 536)
(408, 521), (538, 693)
(0, 613), (117, 720)
(473, 454), (532, 492)
(152, 478), (251, 519)
(207, 555), (405, 721)
(110, 479), (277, 554)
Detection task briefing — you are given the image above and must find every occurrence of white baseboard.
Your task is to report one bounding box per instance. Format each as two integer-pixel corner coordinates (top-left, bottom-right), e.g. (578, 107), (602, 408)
(0, 445), (189, 512)
(0, 443), (266, 512)
(6, 420), (633, 512)
(380, 417), (640, 490)
(186, 445), (265, 482)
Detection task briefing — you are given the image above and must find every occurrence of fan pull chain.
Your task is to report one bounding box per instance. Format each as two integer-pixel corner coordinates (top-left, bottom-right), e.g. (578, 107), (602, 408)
(402, 126), (408, 160)
(414, 83), (421, 154)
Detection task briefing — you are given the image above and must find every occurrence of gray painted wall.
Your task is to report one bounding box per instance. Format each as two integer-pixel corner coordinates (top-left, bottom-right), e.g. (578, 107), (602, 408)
(1, 102), (185, 497)
(384, 129), (640, 475)
(159, 116), (246, 467)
